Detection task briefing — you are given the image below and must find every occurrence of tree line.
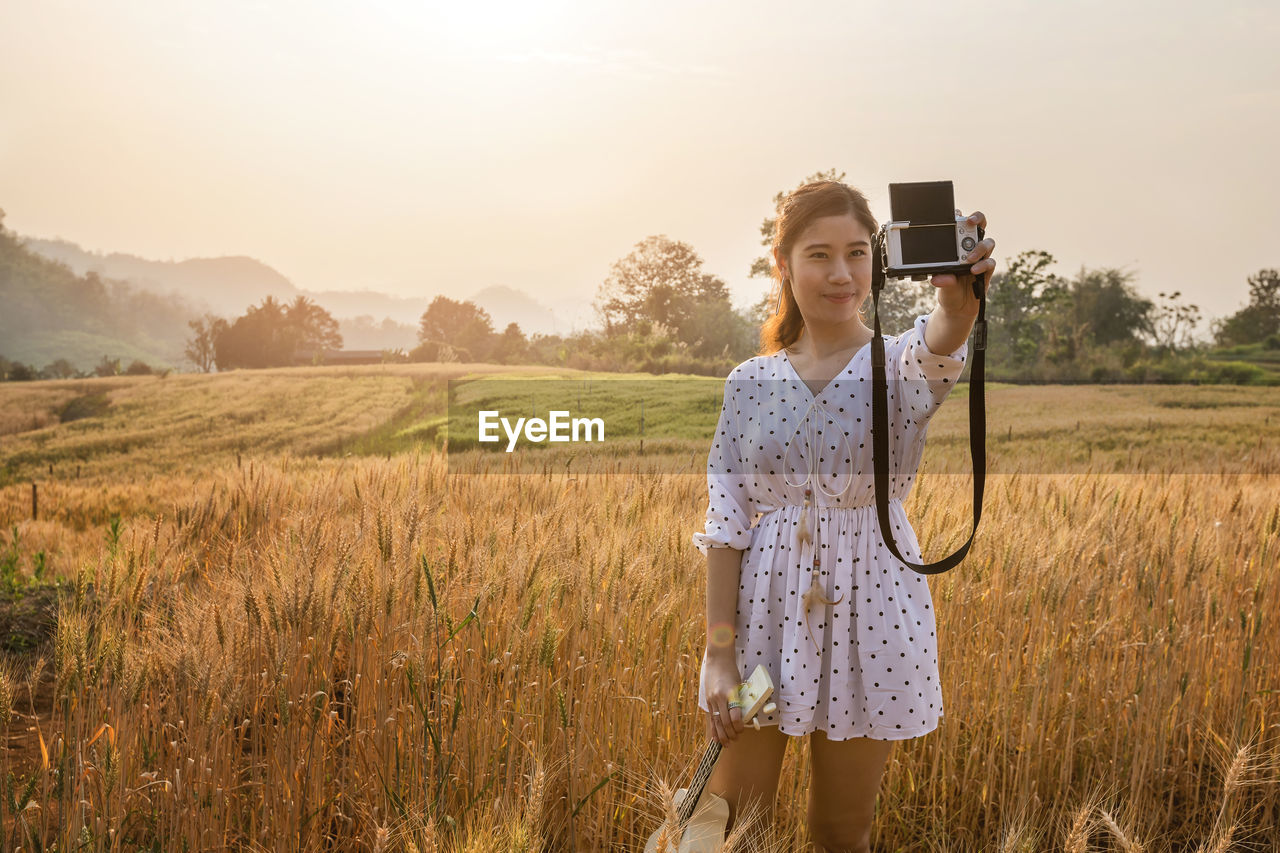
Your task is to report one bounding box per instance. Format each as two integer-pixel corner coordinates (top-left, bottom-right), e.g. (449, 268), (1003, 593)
(3, 175), (1278, 383)
(379, 169), (1279, 383)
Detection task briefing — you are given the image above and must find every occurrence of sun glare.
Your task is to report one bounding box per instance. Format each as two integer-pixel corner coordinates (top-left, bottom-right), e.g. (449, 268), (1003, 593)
(424, 0), (578, 56)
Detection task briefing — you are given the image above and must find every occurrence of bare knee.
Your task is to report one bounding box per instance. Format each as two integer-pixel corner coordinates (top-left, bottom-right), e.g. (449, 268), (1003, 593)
(807, 815), (872, 853)
(808, 824), (870, 850)
(808, 797), (874, 853)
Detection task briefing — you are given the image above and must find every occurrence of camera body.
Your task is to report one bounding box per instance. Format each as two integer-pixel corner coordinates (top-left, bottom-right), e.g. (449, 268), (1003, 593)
(879, 180), (981, 281)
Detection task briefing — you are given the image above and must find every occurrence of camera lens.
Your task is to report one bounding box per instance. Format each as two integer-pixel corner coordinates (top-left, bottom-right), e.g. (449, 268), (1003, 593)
(962, 236), (976, 252)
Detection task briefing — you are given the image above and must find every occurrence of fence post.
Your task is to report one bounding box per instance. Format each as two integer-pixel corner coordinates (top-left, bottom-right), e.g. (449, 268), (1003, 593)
(32, 482), (38, 521)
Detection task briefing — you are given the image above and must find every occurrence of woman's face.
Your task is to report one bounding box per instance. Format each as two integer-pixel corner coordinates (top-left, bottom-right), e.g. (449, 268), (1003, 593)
(775, 213), (874, 334)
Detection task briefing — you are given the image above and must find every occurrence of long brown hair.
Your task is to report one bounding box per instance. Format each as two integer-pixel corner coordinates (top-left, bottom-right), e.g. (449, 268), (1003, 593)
(758, 181), (879, 356)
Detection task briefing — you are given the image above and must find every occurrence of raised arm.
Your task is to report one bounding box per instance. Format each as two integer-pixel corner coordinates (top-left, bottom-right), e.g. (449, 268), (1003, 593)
(924, 210), (996, 356)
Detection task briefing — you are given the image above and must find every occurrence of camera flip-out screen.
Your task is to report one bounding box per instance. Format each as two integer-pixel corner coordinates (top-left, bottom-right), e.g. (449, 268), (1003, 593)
(888, 180), (955, 225)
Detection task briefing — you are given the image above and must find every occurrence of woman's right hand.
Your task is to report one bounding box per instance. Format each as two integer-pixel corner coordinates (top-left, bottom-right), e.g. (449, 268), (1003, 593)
(704, 654), (746, 745)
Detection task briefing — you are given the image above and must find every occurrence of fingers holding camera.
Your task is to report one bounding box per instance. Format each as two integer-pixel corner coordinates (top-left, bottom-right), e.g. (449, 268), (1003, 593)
(969, 243), (996, 276)
(963, 209), (995, 276)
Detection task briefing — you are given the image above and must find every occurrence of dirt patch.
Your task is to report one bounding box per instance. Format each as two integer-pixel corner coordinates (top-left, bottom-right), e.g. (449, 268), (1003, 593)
(0, 586), (60, 655)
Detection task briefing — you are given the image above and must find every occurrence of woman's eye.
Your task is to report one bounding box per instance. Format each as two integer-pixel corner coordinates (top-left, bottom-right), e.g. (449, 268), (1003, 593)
(810, 252), (827, 259)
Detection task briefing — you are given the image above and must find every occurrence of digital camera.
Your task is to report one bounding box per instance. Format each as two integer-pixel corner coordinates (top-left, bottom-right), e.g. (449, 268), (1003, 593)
(879, 180), (981, 281)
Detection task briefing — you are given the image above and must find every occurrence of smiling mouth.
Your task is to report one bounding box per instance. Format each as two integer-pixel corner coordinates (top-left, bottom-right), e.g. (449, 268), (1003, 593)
(825, 294), (853, 302)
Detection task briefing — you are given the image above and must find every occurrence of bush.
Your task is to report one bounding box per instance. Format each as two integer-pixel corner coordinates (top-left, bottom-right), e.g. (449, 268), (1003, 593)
(1192, 360), (1274, 385)
(124, 359), (154, 375)
(408, 341), (471, 363)
(94, 356), (121, 377)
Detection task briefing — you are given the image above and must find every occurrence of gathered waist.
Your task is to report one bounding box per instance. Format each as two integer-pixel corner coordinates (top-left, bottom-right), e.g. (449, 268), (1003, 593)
(756, 498), (902, 514)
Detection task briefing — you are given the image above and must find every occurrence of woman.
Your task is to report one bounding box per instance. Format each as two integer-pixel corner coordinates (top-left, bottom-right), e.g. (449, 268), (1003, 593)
(691, 180), (995, 852)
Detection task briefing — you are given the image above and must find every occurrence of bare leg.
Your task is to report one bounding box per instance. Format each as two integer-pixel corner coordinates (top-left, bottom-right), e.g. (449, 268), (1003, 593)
(703, 723), (790, 837)
(806, 732), (893, 853)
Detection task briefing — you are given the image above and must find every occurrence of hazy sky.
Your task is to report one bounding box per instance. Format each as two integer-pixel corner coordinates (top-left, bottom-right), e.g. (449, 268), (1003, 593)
(2, 0), (1277, 334)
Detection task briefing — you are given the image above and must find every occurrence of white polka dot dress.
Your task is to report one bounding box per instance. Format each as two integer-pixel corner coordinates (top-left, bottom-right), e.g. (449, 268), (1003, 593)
(692, 313), (968, 741)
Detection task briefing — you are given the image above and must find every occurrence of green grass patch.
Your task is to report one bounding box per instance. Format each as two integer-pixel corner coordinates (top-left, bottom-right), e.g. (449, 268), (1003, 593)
(1206, 342), (1280, 363)
(317, 376), (453, 457)
(443, 375), (725, 452)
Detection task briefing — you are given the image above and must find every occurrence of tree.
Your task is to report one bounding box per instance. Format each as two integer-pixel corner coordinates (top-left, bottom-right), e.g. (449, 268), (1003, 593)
(42, 358), (77, 379)
(986, 250), (1068, 364)
(214, 297), (291, 369)
(285, 295), (342, 354)
(1213, 268), (1280, 347)
(185, 313), (226, 372)
(211, 296), (341, 369)
(1147, 290), (1203, 352)
(1069, 267), (1154, 347)
(124, 359), (153, 375)
(491, 322), (529, 364)
(418, 296), (495, 362)
(594, 235), (733, 345)
(95, 355), (121, 377)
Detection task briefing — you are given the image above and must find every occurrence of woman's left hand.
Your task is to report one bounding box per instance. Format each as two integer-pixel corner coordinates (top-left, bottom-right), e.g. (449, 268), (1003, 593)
(930, 211), (995, 317)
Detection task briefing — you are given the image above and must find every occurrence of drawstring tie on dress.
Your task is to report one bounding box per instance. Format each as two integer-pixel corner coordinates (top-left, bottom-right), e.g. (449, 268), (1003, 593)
(784, 396), (854, 657)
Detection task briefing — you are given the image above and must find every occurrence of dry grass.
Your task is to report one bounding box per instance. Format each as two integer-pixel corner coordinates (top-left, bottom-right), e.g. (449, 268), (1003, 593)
(0, 366), (1276, 850)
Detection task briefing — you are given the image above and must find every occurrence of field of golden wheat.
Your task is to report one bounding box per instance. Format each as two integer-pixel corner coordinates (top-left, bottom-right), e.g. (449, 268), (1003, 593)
(0, 366), (1277, 852)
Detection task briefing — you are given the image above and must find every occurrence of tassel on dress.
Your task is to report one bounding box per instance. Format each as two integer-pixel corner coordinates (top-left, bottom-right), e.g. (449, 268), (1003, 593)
(802, 556), (845, 657)
(799, 484), (844, 656)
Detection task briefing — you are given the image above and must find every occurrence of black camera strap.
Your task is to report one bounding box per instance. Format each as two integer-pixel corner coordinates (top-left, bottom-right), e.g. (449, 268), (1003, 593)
(869, 251), (987, 575)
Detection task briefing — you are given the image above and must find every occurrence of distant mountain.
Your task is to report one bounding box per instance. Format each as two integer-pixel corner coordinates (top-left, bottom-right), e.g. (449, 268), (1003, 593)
(20, 237), (300, 318)
(470, 285), (564, 337)
(1, 231), (192, 370)
(20, 236), (580, 338)
(305, 290), (430, 327)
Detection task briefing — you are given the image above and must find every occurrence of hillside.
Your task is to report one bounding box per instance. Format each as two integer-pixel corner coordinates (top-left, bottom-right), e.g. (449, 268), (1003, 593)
(19, 237), (302, 318)
(20, 236), (571, 340)
(0, 221), (192, 370)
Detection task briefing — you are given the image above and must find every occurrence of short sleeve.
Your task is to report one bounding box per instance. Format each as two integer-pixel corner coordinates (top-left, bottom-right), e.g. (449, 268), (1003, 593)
(691, 370), (754, 555)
